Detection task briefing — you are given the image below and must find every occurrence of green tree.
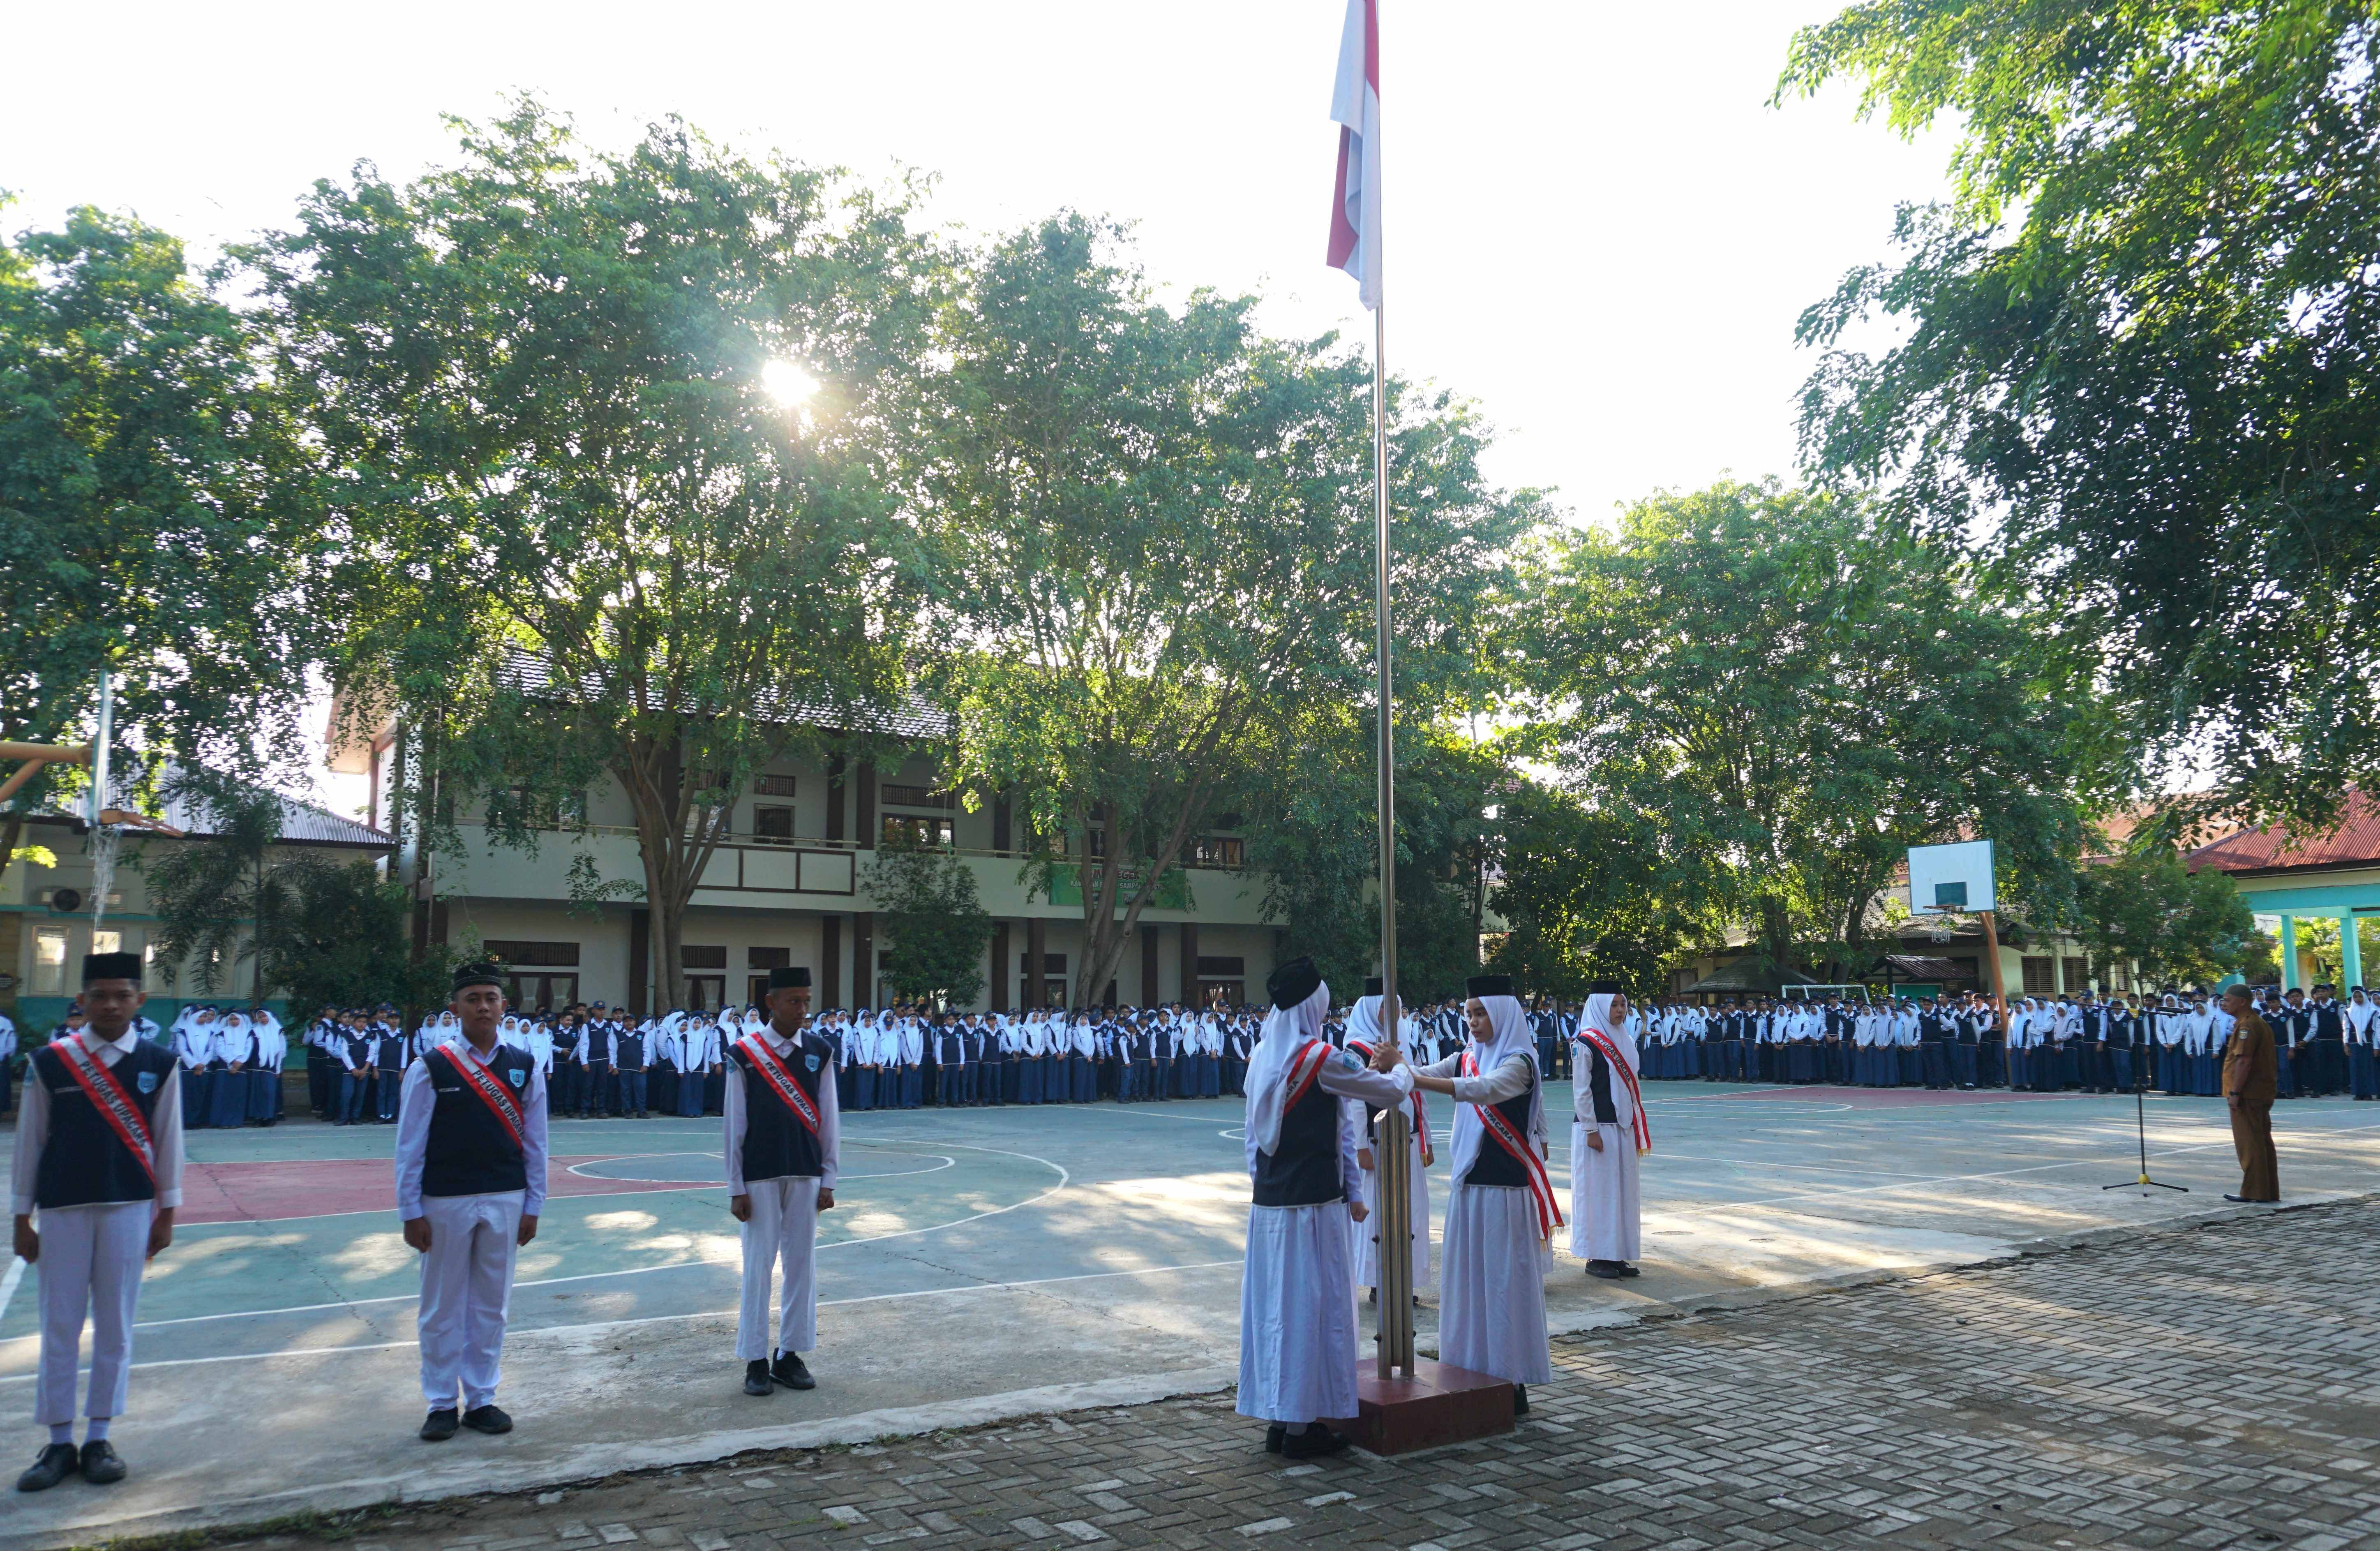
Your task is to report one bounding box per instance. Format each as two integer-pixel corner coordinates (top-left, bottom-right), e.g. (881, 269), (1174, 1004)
(0, 205), (318, 894)
(923, 215), (1539, 1008)
(1779, 0), (2380, 832)
(862, 840), (993, 1006)
(1487, 782), (1719, 1001)
(243, 102), (942, 1009)
(1523, 479), (2085, 982)
(2071, 844), (2258, 991)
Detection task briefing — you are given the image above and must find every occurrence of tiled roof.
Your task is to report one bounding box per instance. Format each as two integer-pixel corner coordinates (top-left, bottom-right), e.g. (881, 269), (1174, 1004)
(498, 651), (948, 742)
(2186, 788), (2380, 874)
(40, 764), (392, 848)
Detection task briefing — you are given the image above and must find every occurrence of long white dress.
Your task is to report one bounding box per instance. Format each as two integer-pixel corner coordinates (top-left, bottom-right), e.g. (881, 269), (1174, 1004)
(1356, 1112), (1432, 1288)
(1417, 1048), (1553, 1387)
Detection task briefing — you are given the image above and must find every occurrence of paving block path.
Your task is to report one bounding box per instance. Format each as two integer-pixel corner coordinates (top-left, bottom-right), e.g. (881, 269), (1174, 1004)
(200, 1201), (2380, 1551)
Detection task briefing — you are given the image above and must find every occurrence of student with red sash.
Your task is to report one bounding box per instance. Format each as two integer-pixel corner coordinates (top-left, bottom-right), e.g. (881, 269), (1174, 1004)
(395, 962), (548, 1443)
(1343, 976), (1432, 1301)
(1406, 974), (1558, 1416)
(12, 952), (182, 1492)
(1569, 982), (1649, 1280)
(1235, 957), (1414, 1459)
(725, 965), (839, 1396)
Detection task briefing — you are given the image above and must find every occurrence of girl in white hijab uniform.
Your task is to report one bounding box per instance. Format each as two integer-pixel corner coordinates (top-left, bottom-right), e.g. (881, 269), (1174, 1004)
(1341, 980), (1433, 1293)
(1405, 974), (1558, 1413)
(1236, 958), (1417, 1459)
(1570, 983), (1649, 1278)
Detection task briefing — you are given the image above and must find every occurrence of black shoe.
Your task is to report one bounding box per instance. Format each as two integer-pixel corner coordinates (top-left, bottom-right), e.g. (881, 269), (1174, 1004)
(1585, 1260), (1624, 1280)
(78, 1440), (125, 1485)
(744, 1359), (773, 1396)
(771, 1351), (815, 1391)
(16, 1443), (79, 1491)
(420, 1408), (460, 1442)
(1279, 1427), (1350, 1459)
(1617, 1262), (1641, 1278)
(1513, 1385), (1530, 1416)
(460, 1404), (512, 1434)
(1264, 1425), (1285, 1454)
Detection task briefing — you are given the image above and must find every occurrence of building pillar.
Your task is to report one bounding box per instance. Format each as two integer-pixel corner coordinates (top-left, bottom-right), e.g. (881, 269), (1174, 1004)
(1179, 921), (1199, 1006)
(990, 921), (1011, 1010)
(629, 907), (651, 1016)
(825, 753), (846, 842)
(1027, 917), (1048, 1008)
(856, 761), (878, 849)
(821, 915), (842, 1010)
(852, 911), (875, 1008)
(2280, 914), (2299, 991)
(1142, 922), (1161, 1006)
(2339, 913), (2363, 992)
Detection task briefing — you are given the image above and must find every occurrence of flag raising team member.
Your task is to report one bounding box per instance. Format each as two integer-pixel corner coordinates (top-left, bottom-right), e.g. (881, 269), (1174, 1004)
(725, 965), (840, 1397)
(1570, 982), (1649, 1280)
(12, 953), (182, 1492)
(395, 962), (548, 1443)
(1342, 977), (1432, 1299)
(1236, 957), (1417, 1459)
(1406, 975), (1559, 1415)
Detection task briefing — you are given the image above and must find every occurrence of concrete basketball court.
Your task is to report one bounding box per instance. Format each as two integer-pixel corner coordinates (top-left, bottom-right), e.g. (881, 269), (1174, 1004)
(3, 1080), (2375, 1547)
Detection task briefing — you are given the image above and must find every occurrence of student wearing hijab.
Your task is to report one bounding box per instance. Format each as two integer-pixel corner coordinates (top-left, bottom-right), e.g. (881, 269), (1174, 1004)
(1570, 982), (1648, 1280)
(1236, 958), (1415, 1459)
(1404, 974), (1559, 1415)
(1341, 979), (1432, 1301)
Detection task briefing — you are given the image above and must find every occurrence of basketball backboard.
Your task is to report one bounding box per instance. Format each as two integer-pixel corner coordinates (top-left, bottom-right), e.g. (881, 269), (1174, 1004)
(1908, 839), (1996, 914)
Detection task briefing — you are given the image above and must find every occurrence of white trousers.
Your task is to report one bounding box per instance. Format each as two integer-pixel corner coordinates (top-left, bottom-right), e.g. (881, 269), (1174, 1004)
(1569, 1121), (1642, 1263)
(417, 1191), (522, 1409)
(737, 1175), (820, 1360)
(35, 1202), (150, 1427)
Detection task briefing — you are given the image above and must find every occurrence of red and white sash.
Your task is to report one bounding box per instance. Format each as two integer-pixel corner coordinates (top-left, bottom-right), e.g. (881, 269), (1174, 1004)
(52, 1037), (156, 1185)
(1281, 1039), (1334, 1114)
(1345, 1038), (1432, 1165)
(737, 1035), (822, 1137)
(1575, 1026), (1653, 1155)
(436, 1045), (526, 1153)
(1461, 1049), (1562, 1239)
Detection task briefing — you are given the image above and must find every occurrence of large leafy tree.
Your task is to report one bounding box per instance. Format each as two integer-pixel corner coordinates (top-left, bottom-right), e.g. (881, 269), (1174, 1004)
(1780, 0), (2380, 831)
(2069, 843), (2257, 992)
(244, 103), (942, 1009)
(0, 205), (317, 892)
(922, 215), (1538, 1008)
(1524, 479), (2085, 981)
(1487, 782), (1721, 1001)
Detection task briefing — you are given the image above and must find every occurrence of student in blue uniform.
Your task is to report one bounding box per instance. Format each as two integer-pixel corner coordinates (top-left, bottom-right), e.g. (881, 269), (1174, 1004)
(614, 1017), (649, 1118)
(395, 963), (547, 1442)
(725, 966), (838, 1396)
(374, 1018), (411, 1123)
(13, 953), (183, 1492)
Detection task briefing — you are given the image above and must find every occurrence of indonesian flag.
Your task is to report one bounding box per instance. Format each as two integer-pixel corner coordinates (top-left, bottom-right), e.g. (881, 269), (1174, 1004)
(1326, 0), (1382, 310)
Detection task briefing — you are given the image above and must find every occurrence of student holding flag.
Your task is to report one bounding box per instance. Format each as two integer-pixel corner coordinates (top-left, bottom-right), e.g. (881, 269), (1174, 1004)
(395, 963), (547, 1443)
(724, 965), (838, 1397)
(1570, 982), (1649, 1281)
(12, 953), (182, 1492)
(1404, 975), (1559, 1416)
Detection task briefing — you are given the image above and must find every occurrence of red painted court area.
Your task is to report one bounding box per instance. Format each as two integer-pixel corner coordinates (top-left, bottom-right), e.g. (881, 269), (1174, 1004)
(175, 1156), (704, 1225)
(1667, 1085), (2067, 1109)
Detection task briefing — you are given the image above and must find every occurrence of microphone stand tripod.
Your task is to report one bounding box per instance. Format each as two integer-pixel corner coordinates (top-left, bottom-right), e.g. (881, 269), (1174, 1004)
(2105, 1041), (2186, 1194)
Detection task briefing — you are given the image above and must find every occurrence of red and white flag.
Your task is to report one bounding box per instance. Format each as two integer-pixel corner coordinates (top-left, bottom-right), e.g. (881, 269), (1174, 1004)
(1326, 0), (1382, 310)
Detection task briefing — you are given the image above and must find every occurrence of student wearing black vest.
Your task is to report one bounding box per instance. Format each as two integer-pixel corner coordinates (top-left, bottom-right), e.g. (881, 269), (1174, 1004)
(1236, 958), (1413, 1459)
(395, 963), (548, 1443)
(13, 952), (182, 1492)
(725, 966), (838, 1396)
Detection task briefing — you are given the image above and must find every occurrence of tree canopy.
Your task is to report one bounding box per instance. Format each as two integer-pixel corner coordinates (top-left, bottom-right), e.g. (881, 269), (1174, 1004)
(1780, 0), (2380, 833)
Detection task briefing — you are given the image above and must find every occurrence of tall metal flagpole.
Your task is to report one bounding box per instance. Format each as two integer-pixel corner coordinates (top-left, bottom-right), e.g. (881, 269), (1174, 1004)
(1370, 303), (1418, 1379)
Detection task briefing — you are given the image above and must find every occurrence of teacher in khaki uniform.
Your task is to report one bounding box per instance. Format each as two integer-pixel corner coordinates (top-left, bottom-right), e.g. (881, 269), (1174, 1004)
(2218, 985), (2279, 1203)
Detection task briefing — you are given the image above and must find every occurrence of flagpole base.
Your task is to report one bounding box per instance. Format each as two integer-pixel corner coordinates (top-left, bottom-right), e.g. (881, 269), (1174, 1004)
(1323, 1357), (1516, 1455)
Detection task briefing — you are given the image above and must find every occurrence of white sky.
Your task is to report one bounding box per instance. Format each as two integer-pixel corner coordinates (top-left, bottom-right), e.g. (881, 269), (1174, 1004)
(4, 0), (1956, 813)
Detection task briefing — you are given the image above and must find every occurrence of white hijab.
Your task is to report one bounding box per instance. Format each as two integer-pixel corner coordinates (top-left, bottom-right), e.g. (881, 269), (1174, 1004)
(1245, 977), (1331, 1156)
(1447, 993), (1545, 1185)
(1575, 991), (1637, 1131)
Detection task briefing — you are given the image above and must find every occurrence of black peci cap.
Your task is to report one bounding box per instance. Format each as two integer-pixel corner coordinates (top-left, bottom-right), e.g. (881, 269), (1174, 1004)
(1364, 976), (1384, 996)
(1267, 956), (1323, 1010)
(1466, 973), (1515, 999)
(768, 966), (813, 991)
(82, 952), (143, 986)
(452, 962), (506, 993)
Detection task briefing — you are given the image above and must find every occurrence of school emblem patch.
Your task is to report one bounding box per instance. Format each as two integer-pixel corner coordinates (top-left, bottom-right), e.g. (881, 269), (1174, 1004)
(1340, 1050), (1362, 1071)
(508, 1069), (528, 1087)
(804, 1052), (822, 1072)
(136, 1070), (159, 1094)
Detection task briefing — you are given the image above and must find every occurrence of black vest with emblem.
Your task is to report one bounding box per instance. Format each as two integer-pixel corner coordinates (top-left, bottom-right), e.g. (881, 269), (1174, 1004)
(1253, 1045), (1343, 1207)
(422, 1042), (534, 1198)
(1462, 1054), (1538, 1189)
(730, 1033), (826, 1182)
(32, 1038), (176, 1209)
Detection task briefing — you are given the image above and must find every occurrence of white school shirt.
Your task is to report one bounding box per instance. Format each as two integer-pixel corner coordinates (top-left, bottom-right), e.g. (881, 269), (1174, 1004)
(11, 1024), (188, 1216)
(392, 1038), (549, 1221)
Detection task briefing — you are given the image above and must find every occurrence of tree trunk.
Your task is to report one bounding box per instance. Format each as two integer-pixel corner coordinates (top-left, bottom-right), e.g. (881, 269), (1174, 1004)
(1070, 780), (1217, 1009)
(616, 729), (741, 1015)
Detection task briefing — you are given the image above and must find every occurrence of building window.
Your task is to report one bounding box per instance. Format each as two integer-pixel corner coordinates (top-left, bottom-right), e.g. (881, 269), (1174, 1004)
(881, 783), (955, 809)
(1087, 828), (1107, 858)
(754, 772), (798, 797)
(2062, 956), (2089, 992)
(485, 939), (581, 967)
(1021, 952), (1068, 975)
(1195, 955), (1246, 977)
(2022, 956), (2055, 994)
(32, 928), (68, 995)
(682, 944), (728, 970)
(1191, 836), (1244, 869)
(92, 929), (122, 956)
(882, 814), (953, 848)
(749, 945), (790, 970)
(755, 805), (796, 844)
